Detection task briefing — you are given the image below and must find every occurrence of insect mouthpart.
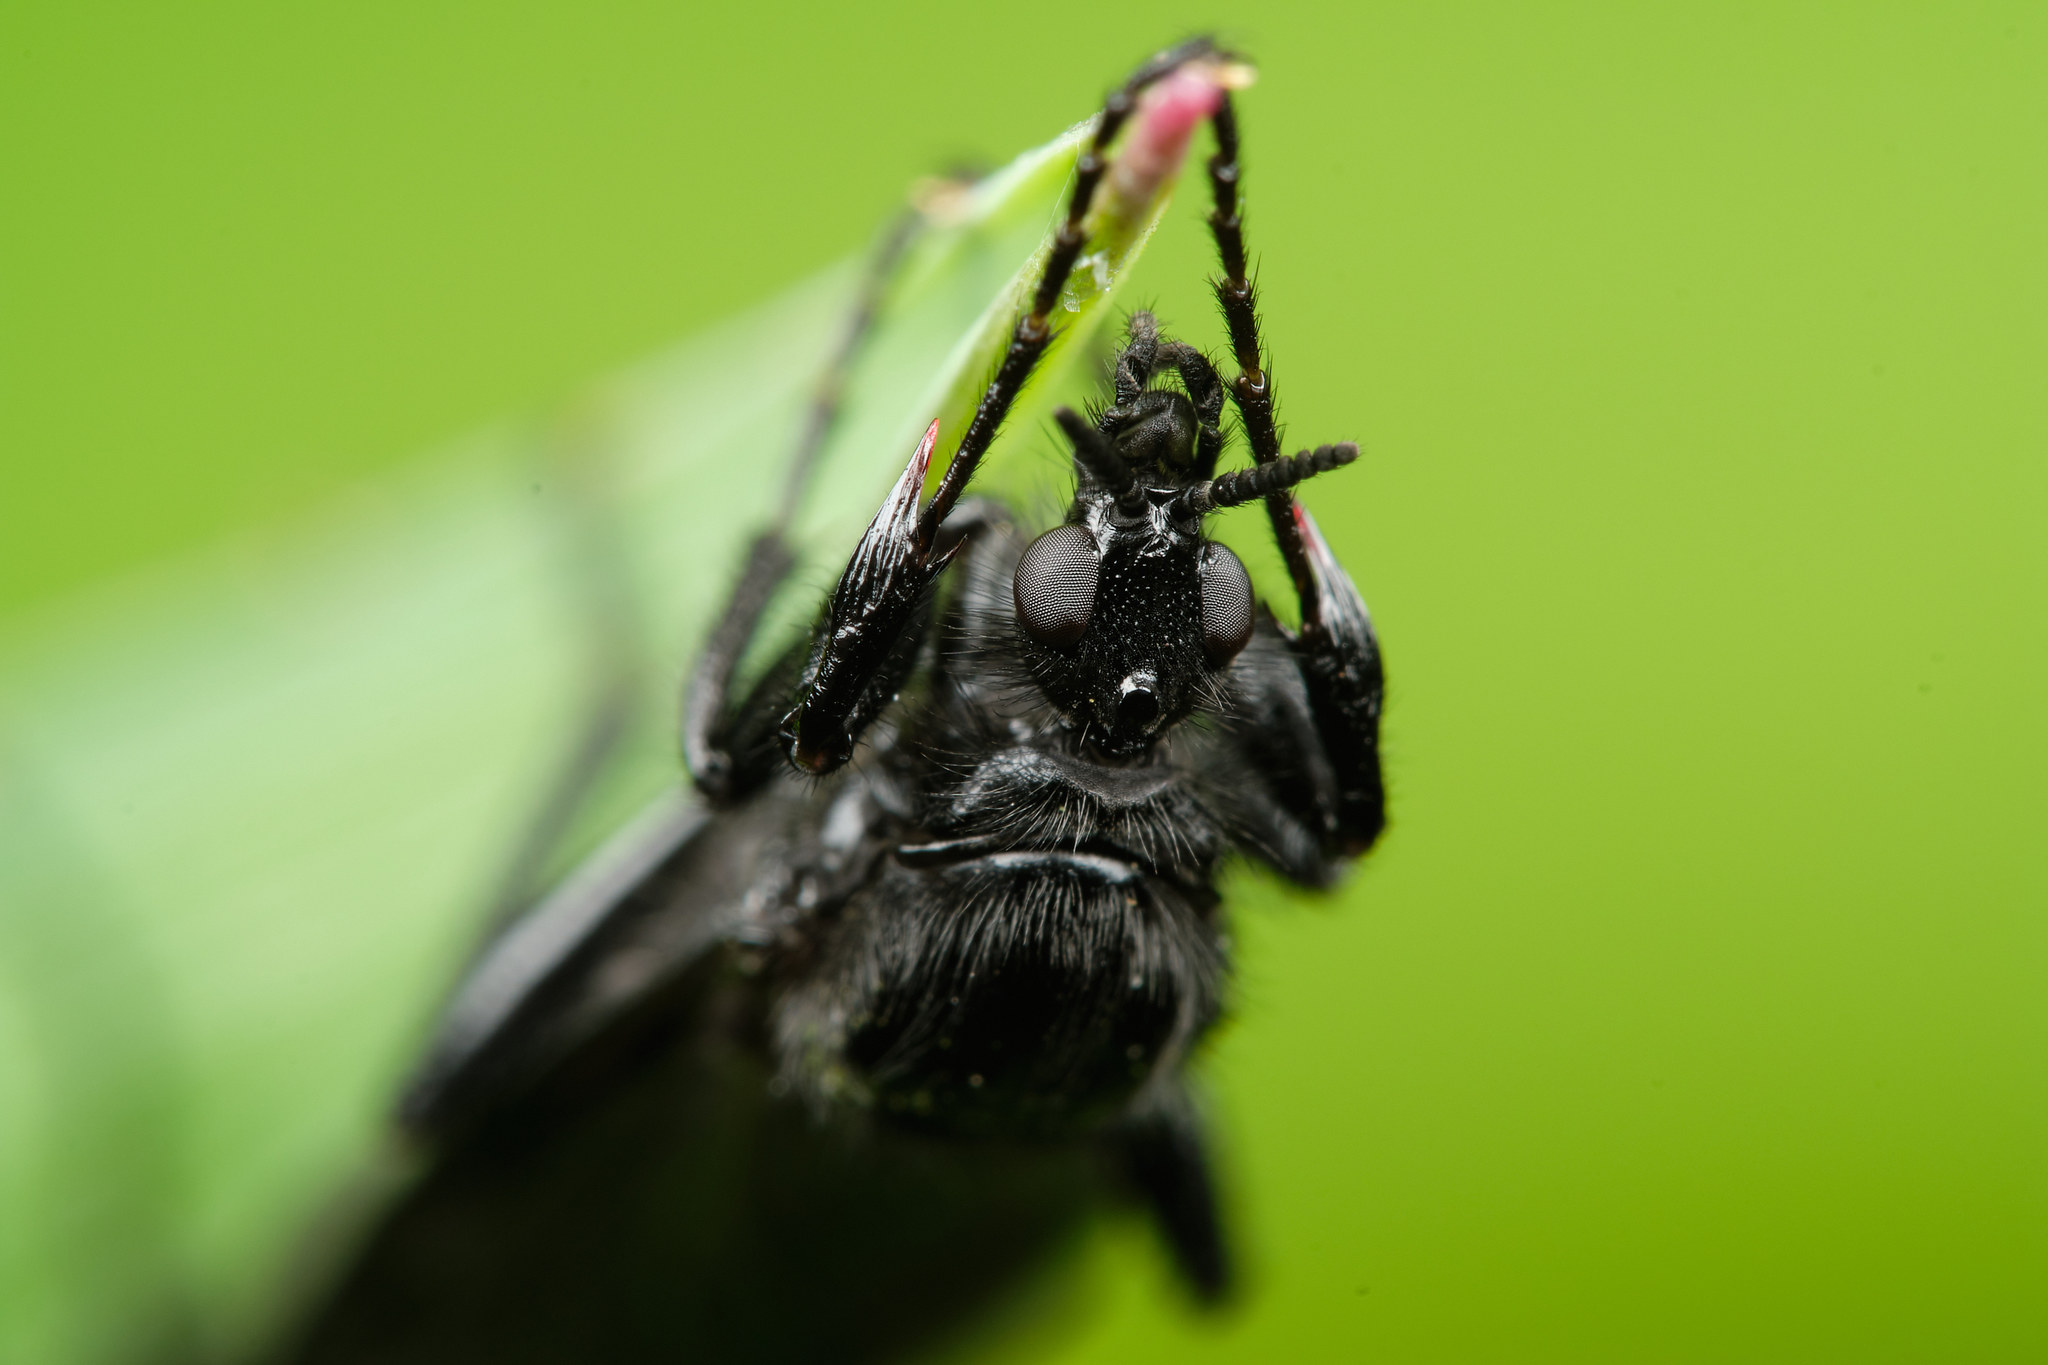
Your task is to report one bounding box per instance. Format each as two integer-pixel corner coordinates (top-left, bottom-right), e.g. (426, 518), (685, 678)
(1118, 672), (1162, 730)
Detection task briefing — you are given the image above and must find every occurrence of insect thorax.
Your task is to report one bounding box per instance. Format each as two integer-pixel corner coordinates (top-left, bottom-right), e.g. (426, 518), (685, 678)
(766, 519), (1242, 1136)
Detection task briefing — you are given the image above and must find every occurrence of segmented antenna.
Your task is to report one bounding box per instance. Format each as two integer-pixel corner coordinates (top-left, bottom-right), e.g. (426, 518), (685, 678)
(1182, 442), (1358, 516)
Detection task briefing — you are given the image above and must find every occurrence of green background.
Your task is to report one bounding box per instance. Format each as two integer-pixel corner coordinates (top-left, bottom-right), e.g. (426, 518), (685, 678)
(4, 2), (2043, 1361)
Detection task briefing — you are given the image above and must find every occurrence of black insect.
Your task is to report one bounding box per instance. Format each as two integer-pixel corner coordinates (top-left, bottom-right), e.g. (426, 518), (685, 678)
(284, 38), (1383, 1365)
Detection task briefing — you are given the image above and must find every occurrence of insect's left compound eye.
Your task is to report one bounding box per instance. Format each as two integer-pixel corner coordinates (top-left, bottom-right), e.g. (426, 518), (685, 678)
(1200, 542), (1255, 665)
(1014, 524), (1100, 647)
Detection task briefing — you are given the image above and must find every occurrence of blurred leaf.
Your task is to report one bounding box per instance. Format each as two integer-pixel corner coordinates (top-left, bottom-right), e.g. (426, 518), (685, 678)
(0, 106), (1196, 1364)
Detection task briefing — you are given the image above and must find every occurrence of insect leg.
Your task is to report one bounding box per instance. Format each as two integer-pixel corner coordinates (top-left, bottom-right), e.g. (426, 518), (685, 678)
(420, 206), (943, 1126)
(1201, 89), (1354, 627)
(1118, 1091), (1232, 1302)
(1198, 93), (1385, 854)
(778, 418), (951, 773)
(1202, 91), (1316, 574)
(1285, 503), (1386, 854)
(681, 532), (804, 803)
(784, 40), (1228, 775)
(683, 203), (932, 800)
(920, 36), (1228, 532)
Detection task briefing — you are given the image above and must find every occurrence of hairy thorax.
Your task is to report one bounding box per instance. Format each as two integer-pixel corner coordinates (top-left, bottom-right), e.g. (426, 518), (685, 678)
(931, 739), (1231, 874)
(772, 726), (1231, 1138)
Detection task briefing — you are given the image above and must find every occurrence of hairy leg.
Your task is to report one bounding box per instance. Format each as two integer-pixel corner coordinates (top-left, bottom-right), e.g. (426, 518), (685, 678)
(683, 202), (936, 801)
(1118, 1090), (1231, 1301)
(784, 39), (1235, 775)
(1196, 89), (1386, 855)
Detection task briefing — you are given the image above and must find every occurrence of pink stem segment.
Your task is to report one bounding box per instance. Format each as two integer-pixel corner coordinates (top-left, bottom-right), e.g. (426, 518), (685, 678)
(1108, 64), (1231, 213)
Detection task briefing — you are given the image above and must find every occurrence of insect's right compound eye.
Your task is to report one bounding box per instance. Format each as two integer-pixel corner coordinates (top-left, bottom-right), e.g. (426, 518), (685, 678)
(1013, 524), (1100, 648)
(1200, 541), (1255, 665)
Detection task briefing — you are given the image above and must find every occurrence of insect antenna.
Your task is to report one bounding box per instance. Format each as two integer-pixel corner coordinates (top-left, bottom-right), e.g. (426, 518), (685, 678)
(1181, 442), (1357, 516)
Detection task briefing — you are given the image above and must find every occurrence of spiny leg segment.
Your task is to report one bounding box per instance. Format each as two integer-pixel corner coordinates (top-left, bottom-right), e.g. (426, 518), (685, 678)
(919, 37), (1230, 544)
(1197, 89), (1387, 855)
(684, 203), (936, 801)
(1198, 88), (1341, 628)
(783, 39), (1239, 775)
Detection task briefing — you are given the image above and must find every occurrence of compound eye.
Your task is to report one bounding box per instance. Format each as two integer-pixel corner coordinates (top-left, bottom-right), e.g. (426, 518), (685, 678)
(1200, 542), (1254, 665)
(1014, 524), (1099, 648)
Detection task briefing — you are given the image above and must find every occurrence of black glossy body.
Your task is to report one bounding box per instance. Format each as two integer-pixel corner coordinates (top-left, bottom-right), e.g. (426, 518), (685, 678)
(285, 39), (1386, 1365)
(774, 512), (1352, 1139)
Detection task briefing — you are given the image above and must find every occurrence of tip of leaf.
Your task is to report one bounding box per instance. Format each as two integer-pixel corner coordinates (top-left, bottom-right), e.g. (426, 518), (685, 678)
(1213, 59), (1258, 91)
(910, 174), (977, 227)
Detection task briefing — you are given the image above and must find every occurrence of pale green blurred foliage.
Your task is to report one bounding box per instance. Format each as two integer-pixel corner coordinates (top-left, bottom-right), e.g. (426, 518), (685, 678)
(4, 6), (2044, 1364)
(0, 112), (1199, 1360)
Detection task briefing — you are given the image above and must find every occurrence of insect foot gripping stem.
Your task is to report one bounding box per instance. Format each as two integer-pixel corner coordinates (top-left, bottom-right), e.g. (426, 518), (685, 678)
(782, 419), (953, 775)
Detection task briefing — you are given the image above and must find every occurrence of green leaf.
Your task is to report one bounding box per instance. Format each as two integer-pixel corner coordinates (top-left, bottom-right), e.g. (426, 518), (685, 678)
(0, 106), (1195, 1364)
